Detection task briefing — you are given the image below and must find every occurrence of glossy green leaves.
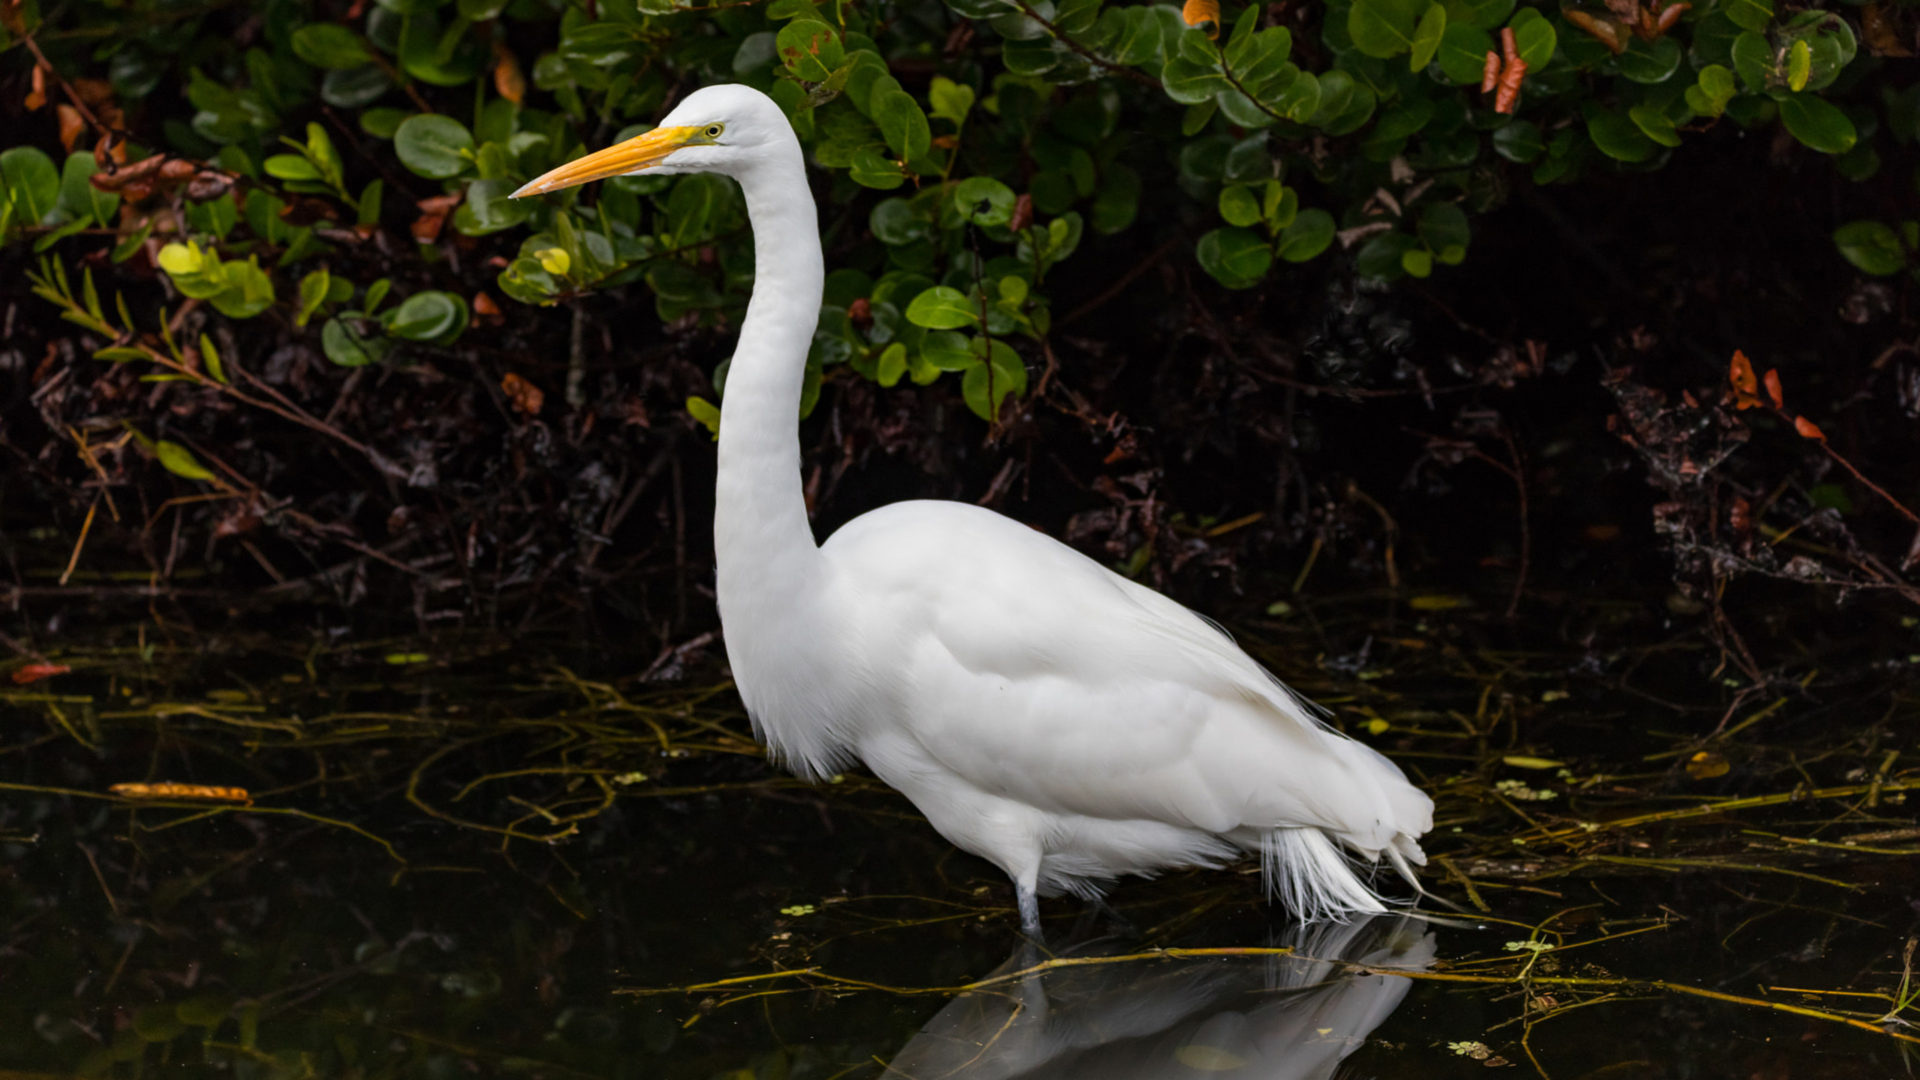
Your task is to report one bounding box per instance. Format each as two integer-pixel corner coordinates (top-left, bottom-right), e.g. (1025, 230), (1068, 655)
(396, 115), (476, 179)
(156, 241), (276, 319)
(1832, 221), (1910, 277)
(1349, 0), (1432, 59)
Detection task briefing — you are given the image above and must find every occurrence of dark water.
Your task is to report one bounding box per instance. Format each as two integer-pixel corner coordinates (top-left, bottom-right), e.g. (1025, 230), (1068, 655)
(4, 605), (1918, 1079)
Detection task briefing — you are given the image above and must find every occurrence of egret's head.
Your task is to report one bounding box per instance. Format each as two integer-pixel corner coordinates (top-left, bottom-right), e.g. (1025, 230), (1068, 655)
(510, 84), (790, 199)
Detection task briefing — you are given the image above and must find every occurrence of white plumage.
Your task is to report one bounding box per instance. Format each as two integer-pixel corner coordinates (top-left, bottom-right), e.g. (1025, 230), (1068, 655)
(515, 84), (1434, 931)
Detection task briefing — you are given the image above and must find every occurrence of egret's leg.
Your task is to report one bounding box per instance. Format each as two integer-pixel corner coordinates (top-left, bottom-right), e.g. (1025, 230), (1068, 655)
(1017, 883), (1041, 935)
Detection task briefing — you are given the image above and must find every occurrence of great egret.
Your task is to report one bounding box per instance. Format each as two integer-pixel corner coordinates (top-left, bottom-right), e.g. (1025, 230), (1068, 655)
(513, 84), (1434, 931)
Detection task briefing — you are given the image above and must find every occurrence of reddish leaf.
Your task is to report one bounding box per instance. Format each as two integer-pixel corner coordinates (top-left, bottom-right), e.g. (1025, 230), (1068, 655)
(1009, 193), (1034, 234)
(12, 663), (71, 684)
(24, 64), (47, 110)
(1482, 51), (1501, 93)
(1728, 350), (1759, 396)
(1652, 1), (1689, 38)
(91, 153), (165, 191)
(1495, 57), (1528, 114)
(1565, 9), (1628, 54)
(1794, 416), (1826, 441)
(1763, 368), (1783, 409)
(493, 42), (526, 104)
(501, 372), (545, 416)
(1500, 25), (1519, 64)
(57, 104), (86, 151)
(1181, 0), (1220, 38)
(411, 192), (461, 242)
(1729, 496), (1752, 534)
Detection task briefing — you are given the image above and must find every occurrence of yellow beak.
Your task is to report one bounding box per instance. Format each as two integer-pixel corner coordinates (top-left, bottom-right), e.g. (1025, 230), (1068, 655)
(510, 126), (701, 199)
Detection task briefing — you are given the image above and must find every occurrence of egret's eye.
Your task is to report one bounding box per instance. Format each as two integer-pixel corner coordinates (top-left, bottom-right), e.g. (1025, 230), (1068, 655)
(704, 123), (725, 140)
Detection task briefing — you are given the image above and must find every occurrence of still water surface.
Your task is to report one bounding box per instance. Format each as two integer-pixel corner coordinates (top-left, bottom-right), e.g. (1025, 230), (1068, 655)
(3, 613), (1916, 1078)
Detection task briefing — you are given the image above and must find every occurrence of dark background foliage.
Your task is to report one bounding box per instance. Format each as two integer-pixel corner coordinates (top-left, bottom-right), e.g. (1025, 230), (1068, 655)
(2, 0), (1917, 667)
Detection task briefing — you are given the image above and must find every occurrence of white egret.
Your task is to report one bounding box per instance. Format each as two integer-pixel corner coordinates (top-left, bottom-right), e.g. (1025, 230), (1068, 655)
(513, 85), (1434, 931)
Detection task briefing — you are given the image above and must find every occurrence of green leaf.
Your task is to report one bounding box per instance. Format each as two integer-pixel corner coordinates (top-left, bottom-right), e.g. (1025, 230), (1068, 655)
(1492, 120), (1545, 162)
(960, 337), (1027, 422)
(398, 11), (483, 86)
(1629, 104), (1682, 147)
(1832, 220), (1906, 276)
(361, 108), (409, 140)
(1586, 107), (1657, 163)
(1348, 0), (1429, 58)
(1730, 30), (1773, 92)
(921, 330), (976, 371)
(953, 176), (1016, 226)
(321, 317), (388, 367)
(387, 290), (470, 342)
(1779, 11), (1855, 93)
(849, 150), (907, 190)
(1276, 208), (1335, 262)
(264, 154), (322, 182)
(358, 180), (384, 228)
(1722, 0), (1773, 33)
(1442, 0), (1513, 31)
(1219, 185), (1262, 227)
(394, 114), (476, 180)
(873, 89), (932, 163)
(1507, 6), (1555, 69)
(1, 147), (61, 229)
(197, 333), (229, 384)
(1434, 22), (1496, 84)
(156, 441), (217, 482)
(1356, 231), (1417, 280)
(776, 19), (844, 82)
(1778, 93), (1856, 154)
(1417, 201), (1470, 259)
(1195, 226), (1273, 288)
(1687, 65), (1737, 117)
(875, 342), (908, 387)
(291, 24), (374, 69)
(1401, 247), (1433, 278)
(686, 396), (721, 438)
(454, 178), (532, 235)
(57, 152), (117, 228)
(1410, 4), (1447, 69)
(905, 285), (979, 329)
(322, 65), (392, 109)
(1616, 35), (1681, 84)
(929, 76), (976, 127)
(156, 241), (203, 278)
(297, 269), (333, 328)
(209, 258), (275, 319)
(1160, 55), (1228, 105)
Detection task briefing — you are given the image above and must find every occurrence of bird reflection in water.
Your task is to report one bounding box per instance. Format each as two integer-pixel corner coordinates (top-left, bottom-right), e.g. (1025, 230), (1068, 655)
(884, 916), (1434, 1080)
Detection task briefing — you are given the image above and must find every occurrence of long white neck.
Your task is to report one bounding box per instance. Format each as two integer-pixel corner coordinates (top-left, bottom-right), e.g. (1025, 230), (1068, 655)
(712, 144), (825, 632)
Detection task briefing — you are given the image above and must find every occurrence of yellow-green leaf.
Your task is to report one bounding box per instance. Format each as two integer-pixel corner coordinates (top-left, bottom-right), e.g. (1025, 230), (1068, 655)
(1787, 38), (1811, 92)
(156, 440), (217, 481)
(198, 333), (228, 384)
(686, 395), (721, 438)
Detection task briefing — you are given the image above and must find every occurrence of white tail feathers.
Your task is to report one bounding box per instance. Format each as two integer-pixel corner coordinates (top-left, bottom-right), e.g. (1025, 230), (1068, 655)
(1262, 827), (1398, 922)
